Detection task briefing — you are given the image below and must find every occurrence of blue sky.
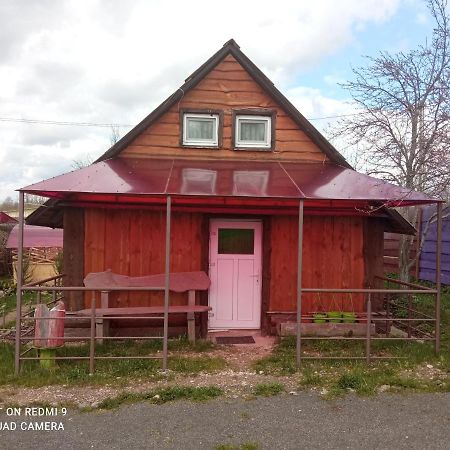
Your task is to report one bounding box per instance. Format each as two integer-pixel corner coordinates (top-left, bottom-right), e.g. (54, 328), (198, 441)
(0, 0), (442, 200)
(296, 1), (434, 99)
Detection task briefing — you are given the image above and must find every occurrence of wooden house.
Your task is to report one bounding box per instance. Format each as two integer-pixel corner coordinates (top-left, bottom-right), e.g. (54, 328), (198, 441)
(22, 40), (437, 337)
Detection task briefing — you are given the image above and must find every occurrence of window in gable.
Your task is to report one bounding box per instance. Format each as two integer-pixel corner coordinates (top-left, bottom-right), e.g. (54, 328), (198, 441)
(182, 112), (219, 147)
(233, 109), (276, 150)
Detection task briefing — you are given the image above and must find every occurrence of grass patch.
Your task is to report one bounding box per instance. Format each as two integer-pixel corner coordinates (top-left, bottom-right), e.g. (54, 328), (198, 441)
(253, 285), (450, 397)
(253, 382), (284, 397)
(214, 443), (259, 450)
(0, 337), (224, 387)
(96, 385), (223, 409)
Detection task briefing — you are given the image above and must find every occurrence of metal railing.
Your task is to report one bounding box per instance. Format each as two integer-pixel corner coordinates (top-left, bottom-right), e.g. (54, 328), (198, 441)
(15, 285), (171, 375)
(294, 278), (439, 365)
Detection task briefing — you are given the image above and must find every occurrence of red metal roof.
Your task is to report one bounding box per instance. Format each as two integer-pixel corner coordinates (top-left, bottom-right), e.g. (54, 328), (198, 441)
(19, 158), (437, 207)
(6, 225), (63, 249)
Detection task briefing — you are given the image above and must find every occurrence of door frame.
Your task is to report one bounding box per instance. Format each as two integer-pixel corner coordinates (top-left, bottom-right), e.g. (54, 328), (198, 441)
(208, 218), (263, 330)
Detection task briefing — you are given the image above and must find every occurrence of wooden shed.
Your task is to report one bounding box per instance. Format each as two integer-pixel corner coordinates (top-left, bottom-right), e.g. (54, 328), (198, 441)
(0, 212), (17, 277)
(419, 205), (450, 285)
(6, 225), (63, 284)
(22, 40), (439, 338)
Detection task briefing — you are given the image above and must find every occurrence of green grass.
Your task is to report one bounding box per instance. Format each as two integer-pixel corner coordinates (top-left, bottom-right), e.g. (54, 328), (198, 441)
(0, 291), (37, 323)
(96, 385), (223, 410)
(0, 337), (225, 387)
(253, 382), (284, 397)
(214, 443), (259, 450)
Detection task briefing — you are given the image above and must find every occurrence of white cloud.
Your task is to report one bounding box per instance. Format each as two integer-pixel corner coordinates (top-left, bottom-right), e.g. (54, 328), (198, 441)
(0, 0), (404, 199)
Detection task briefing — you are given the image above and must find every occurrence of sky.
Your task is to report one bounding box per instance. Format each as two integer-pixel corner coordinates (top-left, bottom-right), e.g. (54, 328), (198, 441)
(0, 0), (437, 201)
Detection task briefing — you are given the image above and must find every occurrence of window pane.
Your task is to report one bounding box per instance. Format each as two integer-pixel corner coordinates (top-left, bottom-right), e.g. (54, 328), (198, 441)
(239, 122), (266, 142)
(187, 118), (214, 140)
(218, 228), (254, 254)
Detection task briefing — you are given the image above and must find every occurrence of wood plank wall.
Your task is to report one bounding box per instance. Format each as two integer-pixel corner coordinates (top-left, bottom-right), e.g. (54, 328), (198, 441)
(121, 55), (327, 163)
(84, 209), (203, 308)
(269, 216), (366, 314)
(83, 209), (381, 327)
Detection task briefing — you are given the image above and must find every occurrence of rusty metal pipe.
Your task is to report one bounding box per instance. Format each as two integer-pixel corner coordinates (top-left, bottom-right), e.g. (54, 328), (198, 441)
(14, 191), (25, 376)
(296, 200), (304, 368)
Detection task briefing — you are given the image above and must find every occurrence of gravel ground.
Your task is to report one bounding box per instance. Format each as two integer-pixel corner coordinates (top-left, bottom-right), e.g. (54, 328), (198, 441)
(0, 392), (449, 450)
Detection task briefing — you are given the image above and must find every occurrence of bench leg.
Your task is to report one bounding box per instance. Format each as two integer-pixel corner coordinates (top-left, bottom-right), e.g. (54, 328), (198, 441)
(187, 313), (195, 343)
(187, 290), (196, 343)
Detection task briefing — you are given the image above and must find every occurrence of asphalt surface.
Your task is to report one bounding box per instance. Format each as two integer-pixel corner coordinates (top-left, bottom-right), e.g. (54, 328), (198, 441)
(0, 392), (449, 449)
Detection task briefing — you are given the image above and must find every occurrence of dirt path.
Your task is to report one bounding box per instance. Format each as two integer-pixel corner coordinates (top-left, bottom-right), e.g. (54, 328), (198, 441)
(0, 340), (285, 408)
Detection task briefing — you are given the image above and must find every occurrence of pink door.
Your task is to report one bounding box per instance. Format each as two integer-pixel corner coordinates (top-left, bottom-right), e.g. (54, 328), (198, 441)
(209, 220), (262, 329)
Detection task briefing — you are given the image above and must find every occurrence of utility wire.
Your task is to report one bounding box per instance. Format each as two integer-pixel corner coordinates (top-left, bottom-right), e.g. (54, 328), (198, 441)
(0, 117), (132, 127)
(0, 111), (361, 128)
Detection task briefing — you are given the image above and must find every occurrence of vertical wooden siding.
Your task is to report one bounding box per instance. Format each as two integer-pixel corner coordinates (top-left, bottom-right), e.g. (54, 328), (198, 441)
(269, 216), (366, 313)
(121, 55), (327, 162)
(84, 209), (203, 308)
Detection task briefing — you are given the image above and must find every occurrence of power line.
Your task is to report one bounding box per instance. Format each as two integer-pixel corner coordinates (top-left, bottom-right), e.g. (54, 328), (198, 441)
(308, 112), (360, 120)
(0, 117), (132, 127)
(0, 112), (361, 128)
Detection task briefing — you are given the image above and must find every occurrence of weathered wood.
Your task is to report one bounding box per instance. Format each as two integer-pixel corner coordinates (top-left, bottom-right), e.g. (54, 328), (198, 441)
(363, 218), (385, 310)
(84, 209), (203, 309)
(280, 321), (375, 337)
(187, 290), (196, 342)
(77, 305), (211, 316)
(269, 216), (365, 315)
(122, 55), (327, 162)
(63, 208), (84, 311)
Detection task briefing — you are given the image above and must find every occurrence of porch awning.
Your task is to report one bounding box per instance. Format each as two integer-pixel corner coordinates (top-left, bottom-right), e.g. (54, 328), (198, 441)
(19, 158), (437, 207)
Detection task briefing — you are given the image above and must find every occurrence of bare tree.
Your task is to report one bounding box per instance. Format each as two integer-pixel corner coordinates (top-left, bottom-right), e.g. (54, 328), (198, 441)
(110, 125), (121, 146)
(71, 153), (94, 170)
(331, 0), (450, 282)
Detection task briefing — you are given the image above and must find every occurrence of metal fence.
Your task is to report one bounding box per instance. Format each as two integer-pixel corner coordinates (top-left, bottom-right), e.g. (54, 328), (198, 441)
(15, 284), (171, 375)
(294, 277), (439, 365)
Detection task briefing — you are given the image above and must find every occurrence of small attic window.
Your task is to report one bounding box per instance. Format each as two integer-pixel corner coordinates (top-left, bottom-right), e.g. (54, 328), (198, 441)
(233, 109), (275, 150)
(182, 113), (219, 147)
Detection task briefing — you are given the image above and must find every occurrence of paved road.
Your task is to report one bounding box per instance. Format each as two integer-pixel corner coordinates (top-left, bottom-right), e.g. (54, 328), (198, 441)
(0, 392), (449, 449)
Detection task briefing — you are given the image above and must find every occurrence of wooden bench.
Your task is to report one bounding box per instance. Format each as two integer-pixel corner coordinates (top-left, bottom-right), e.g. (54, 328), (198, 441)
(78, 271), (211, 343)
(76, 304), (211, 343)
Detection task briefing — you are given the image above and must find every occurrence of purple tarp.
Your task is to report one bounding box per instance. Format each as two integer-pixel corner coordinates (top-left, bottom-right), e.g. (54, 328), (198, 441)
(6, 225), (63, 249)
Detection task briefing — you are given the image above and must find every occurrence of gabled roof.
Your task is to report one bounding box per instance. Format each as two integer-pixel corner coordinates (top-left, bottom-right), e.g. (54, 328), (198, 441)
(96, 39), (350, 167)
(24, 39), (437, 235)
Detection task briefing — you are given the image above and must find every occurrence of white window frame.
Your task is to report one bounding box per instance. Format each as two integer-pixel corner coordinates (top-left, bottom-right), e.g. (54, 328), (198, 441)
(183, 113), (219, 147)
(235, 115), (271, 149)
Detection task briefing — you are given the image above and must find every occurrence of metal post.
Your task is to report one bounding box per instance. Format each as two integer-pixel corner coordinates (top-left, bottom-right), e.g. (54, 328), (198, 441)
(296, 200), (304, 368)
(162, 196), (171, 371)
(366, 293), (372, 364)
(14, 191), (25, 376)
(385, 293), (390, 337)
(435, 202), (442, 354)
(89, 295), (96, 374)
(407, 294), (412, 338)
